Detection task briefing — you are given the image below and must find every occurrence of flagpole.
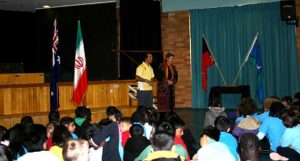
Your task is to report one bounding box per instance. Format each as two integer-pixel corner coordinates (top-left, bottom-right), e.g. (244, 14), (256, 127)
(232, 32), (259, 85)
(202, 34), (227, 86)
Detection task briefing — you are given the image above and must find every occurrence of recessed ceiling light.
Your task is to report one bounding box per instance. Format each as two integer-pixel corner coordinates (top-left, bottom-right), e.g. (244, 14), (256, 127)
(43, 5), (51, 8)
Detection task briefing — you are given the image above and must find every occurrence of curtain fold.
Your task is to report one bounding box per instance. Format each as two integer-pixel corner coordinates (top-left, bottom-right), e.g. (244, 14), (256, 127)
(190, 2), (300, 109)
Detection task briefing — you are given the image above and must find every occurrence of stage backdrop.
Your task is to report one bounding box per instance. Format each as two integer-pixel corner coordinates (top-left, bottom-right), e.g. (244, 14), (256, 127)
(1, 3), (117, 81)
(190, 2), (300, 109)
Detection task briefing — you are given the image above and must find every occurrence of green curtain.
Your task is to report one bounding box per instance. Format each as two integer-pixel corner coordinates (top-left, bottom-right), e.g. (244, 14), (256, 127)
(190, 2), (300, 109)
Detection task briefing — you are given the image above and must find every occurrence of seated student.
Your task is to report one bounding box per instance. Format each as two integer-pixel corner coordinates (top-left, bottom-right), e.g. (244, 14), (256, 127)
(233, 98), (260, 138)
(165, 112), (197, 159)
(74, 106), (91, 138)
(119, 117), (132, 147)
(46, 122), (57, 150)
(89, 119), (123, 161)
(135, 121), (189, 161)
(50, 125), (72, 161)
(203, 97), (227, 128)
(63, 139), (89, 161)
(60, 117), (78, 139)
(17, 124), (59, 161)
(270, 107), (300, 161)
(239, 133), (260, 161)
(257, 102), (286, 152)
(124, 124), (151, 161)
(214, 116), (239, 161)
(143, 133), (184, 161)
(171, 118), (190, 161)
(106, 106), (123, 123)
(193, 126), (235, 161)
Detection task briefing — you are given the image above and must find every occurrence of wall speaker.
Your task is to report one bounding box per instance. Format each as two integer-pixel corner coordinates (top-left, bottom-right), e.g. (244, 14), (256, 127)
(280, 0), (296, 21)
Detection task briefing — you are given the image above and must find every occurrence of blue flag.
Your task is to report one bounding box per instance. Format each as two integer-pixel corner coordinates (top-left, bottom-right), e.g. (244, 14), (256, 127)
(50, 19), (60, 110)
(249, 41), (264, 102)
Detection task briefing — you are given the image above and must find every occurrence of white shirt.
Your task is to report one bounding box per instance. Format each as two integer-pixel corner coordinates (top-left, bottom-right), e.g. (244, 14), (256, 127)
(17, 151), (59, 161)
(196, 141), (235, 161)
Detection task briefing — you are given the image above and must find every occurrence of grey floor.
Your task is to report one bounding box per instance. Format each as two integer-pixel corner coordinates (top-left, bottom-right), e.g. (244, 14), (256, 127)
(174, 108), (270, 161)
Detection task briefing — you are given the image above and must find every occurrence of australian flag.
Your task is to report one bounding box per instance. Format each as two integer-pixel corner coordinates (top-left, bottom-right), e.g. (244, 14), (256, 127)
(50, 19), (60, 110)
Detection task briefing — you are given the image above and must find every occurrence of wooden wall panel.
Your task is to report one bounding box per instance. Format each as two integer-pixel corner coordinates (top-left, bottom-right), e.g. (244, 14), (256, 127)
(0, 80), (158, 128)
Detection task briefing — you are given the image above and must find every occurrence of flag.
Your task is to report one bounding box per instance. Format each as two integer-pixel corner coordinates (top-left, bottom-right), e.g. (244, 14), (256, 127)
(72, 21), (88, 105)
(201, 37), (215, 91)
(249, 41), (264, 102)
(50, 19), (60, 110)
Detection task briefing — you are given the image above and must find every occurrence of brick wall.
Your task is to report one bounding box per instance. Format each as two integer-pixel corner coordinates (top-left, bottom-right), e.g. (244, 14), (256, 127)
(161, 11), (191, 108)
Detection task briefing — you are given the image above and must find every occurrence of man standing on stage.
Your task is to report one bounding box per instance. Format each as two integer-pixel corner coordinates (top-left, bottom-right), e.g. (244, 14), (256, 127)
(157, 53), (178, 112)
(136, 53), (155, 108)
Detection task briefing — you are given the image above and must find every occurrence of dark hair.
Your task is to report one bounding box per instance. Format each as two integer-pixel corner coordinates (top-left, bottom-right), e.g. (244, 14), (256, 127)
(144, 53), (152, 60)
(75, 106), (88, 118)
(171, 118), (185, 130)
(282, 108), (299, 128)
(281, 96), (293, 104)
(269, 102), (286, 117)
(60, 117), (75, 127)
(20, 116), (33, 127)
(155, 121), (175, 137)
(165, 53), (174, 59)
(152, 133), (174, 151)
(239, 133), (260, 152)
(22, 124), (47, 152)
(48, 110), (60, 123)
(52, 125), (71, 147)
(6, 124), (24, 159)
(0, 126), (7, 141)
(294, 92), (300, 101)
(0, 144), (13, 161)
(144, 107), (158, 126)
(238, 97), (257, 117)
(131, 110), (146, 123)
(106, 106), (123, 122)
(214, 116), (230, 132)
(208, 97), (222, 107)
(129, 124), (144, 137)
(201, 126), (220, 141)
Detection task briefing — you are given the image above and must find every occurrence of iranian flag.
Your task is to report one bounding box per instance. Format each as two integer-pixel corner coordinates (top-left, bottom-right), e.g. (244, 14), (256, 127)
(72, 21), (88, 105)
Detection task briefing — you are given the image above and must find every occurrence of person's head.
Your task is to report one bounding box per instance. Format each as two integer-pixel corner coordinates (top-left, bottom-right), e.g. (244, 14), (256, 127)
(172, 118), (185, 138)
(46, 122), (57, 138)
(239, 133), (260, 161)
(129, 124), (144, 137)
(214, 116), (231, 132)
(152, 133), (174, 151)
(282, 107), (299, 128)
(155, 121), (175, 138)
(22, 124), (48, 152)
(165, 53), (174, 65)
(262, 97), (280, 111)
(52, 125), (72, 147)
(0, 144), (13, 161)
(131, 110), (146, 124)
(106, 106), (123, 122)
(199, 126), (220, 147)
(60, 117), (76, 133)
(144, 53), (153, 65)
(48, 110), (60, 123)
(238, 97), (257, 117)
(144, 107), (158, 126)
(20, 116), (33, 127)
(119, 117), (132, 133)
(294, 92), (300, 102)
(208, 97), (222, 107)
(281, 96), (293, 108)
(75, 106), (88, 118)
(269, 102), (286, 118)
(63, 139), (89, 161)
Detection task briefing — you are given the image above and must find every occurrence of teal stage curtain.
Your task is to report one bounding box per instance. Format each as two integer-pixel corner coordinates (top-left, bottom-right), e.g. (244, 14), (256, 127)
(190, 2), (300, 109)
